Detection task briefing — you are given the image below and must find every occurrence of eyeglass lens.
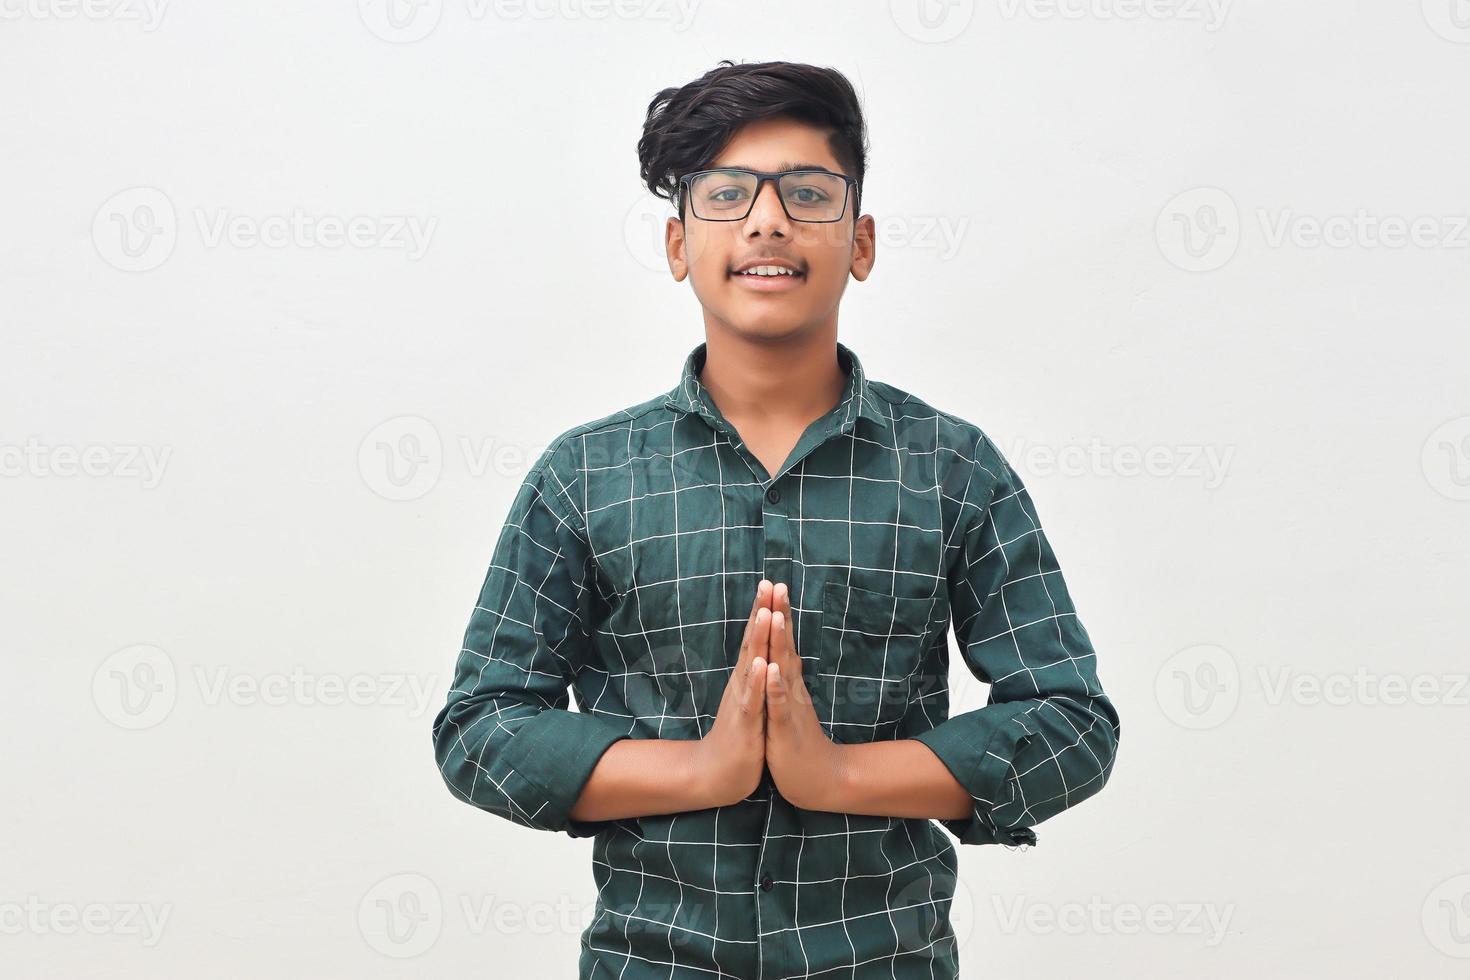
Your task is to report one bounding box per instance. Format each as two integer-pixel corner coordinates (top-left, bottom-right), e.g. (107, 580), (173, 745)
(685, 170), (849, 221)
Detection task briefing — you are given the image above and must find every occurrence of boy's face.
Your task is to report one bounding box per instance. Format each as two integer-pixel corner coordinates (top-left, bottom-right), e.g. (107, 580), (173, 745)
(666, 115), (875, 343)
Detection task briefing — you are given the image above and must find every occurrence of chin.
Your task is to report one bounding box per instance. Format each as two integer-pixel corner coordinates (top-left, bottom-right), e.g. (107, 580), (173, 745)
(720, 313), (810, 342)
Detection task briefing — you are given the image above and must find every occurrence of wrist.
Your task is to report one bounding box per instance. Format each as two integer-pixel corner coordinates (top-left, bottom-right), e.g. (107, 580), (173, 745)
(684, 738), (736, 810)
(788, 744), (854, 813)
(821, 743), (855, 813)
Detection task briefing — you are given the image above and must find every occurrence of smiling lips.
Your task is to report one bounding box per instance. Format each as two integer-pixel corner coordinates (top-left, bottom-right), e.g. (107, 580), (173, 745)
(731, 262), (805, 291)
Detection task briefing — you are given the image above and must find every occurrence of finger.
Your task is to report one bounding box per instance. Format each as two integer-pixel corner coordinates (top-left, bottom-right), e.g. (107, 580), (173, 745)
(769, 607), (785, 670)
(751, 578), (772, 614)
(771, 606), (799, 682)
(772, 603), (812, 711)
(738, 651), (766, 714)
(748, 654), (767, 719)
(765, 661), (786, 726)
(749, 606), (771, 685)
(776, 587), (787, 655)
(739, 607), (770, 692)
(742, 580), (770, 641)
(778, 585), (799, 660)
(736, 583), (771, 671)
(740, 617), (776, 725)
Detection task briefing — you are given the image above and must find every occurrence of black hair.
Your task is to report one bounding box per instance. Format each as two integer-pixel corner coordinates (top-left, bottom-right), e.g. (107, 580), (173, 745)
(637, 59), (870, 222)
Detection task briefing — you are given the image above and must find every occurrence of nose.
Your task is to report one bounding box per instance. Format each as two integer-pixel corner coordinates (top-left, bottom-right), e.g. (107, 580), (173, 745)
(741, 178), (790, 238)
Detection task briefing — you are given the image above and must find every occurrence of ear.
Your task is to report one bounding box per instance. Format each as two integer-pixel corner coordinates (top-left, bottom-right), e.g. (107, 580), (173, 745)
(847, 212), (876, 282)
(666, 215), (688, 282)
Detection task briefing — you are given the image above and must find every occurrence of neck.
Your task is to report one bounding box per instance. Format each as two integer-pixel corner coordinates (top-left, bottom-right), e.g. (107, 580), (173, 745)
(696, 324), (847, 427)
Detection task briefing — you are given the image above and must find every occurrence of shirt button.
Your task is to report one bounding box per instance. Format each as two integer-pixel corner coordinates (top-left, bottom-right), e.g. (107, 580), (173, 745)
(759, 873), (773, 892)
(765, 486), (781, 504)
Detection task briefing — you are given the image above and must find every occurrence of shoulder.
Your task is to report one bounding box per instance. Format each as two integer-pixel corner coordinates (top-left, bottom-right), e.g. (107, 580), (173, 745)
(523, 392), (677, 520)
(866, 378), (1010, 487)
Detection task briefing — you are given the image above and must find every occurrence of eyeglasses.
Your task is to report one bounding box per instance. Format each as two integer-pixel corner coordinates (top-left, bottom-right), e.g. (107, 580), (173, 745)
(677, 167), (857, 223)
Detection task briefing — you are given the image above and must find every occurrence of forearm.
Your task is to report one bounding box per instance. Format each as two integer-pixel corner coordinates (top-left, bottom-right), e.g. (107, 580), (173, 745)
(567, 737), (730, 823)
(823, 739), (974, 821)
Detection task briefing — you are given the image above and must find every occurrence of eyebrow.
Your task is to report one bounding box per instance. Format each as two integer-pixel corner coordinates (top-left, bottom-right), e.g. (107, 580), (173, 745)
(712, 161), (844, 176)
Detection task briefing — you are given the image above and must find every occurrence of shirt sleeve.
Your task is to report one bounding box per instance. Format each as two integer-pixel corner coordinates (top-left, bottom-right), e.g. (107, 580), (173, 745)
(431, 448), (629, 838)
(912, 434), (1121, 847)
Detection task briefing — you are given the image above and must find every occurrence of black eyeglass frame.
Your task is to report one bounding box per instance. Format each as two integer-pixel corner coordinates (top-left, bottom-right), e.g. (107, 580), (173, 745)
(676, 167), (859, 223)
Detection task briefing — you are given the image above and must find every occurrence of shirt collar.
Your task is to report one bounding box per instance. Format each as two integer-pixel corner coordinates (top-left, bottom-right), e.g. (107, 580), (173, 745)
(663, 340), (891, 433)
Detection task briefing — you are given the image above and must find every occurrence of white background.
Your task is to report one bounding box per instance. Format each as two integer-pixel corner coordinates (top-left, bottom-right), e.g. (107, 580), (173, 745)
(3, 2), (1468, 977)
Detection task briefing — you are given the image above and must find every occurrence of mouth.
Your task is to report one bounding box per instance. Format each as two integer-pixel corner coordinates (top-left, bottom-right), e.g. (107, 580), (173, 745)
(729, 265), (806, 292)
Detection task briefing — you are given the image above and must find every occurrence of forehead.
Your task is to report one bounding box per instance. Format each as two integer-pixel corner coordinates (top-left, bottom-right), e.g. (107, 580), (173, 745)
(709, 116), (844, 175)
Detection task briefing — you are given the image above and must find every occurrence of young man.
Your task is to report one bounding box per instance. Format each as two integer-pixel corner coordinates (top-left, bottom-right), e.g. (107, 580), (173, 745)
(432, 60), (1120, 979)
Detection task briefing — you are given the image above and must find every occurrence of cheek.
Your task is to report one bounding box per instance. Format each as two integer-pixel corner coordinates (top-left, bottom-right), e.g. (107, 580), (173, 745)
(681, 230), (726, 277)
(801, 260), (848, 294)
(689, 262), (731, 300)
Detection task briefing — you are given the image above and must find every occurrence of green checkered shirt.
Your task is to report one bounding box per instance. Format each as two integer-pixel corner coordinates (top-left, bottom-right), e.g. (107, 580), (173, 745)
(432, 340), (1121, 978)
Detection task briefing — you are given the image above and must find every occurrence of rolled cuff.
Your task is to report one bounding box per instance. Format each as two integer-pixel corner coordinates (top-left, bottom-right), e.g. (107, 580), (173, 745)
(501, 708), (630, 838)
(911, 704), (1039, 847)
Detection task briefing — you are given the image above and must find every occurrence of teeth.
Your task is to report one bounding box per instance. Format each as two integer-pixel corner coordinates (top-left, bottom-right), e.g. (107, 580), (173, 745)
(738, 266), (798, 277)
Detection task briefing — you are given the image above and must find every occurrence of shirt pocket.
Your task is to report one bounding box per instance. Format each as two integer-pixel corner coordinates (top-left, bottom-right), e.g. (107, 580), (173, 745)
(812, 581), (944, 742)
